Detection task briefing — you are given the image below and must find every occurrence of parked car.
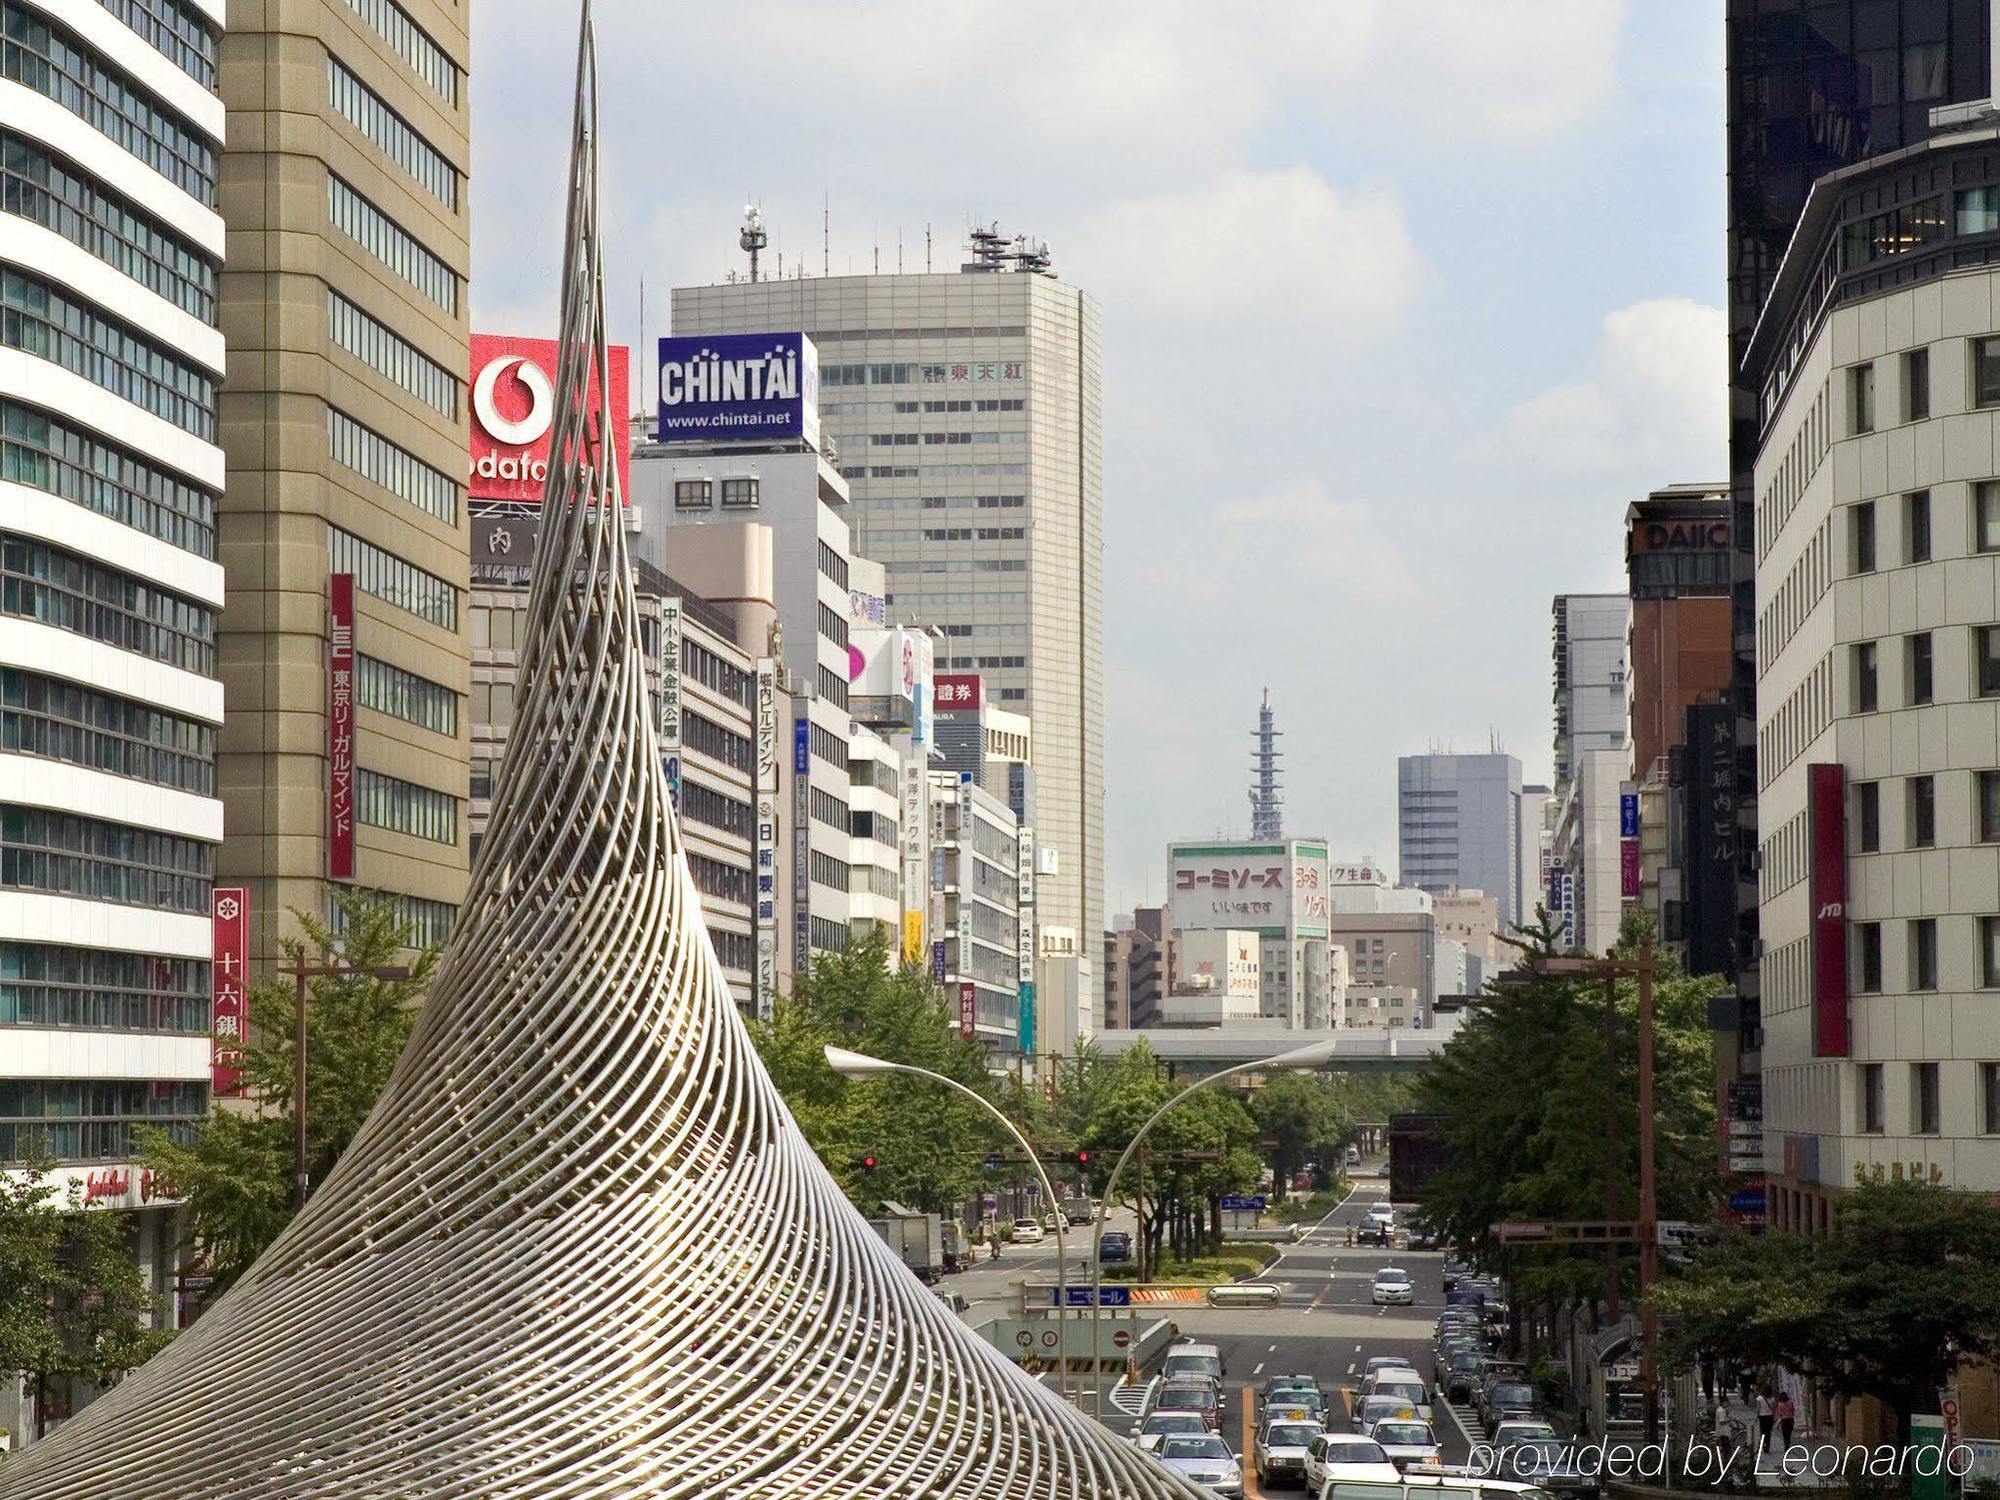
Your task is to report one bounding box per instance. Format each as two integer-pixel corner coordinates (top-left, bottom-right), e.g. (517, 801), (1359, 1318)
(1441, 1351), (1489, 1402)
(1406, 1222), (1441, 1251)
(1370, 1419), (1443, 1471)
(1256, 1418), (1326, 1490)
(1441, 1258), (1471, 1290)
(1155, 1433), (1244, 1498)
(1479, 1381), (1540, 1432)
(930, 1288), (969, 1317)
(1306, 1436), (1401, 1493)
(1099, 1230), (1132, 1263)
(1487, 1420), (1558, 1451)
(1371, 1266), (1416, 1305)
(1150, 1380), (1221, 1432)
(1134, 1411), (1209, 1454)
(1481, 1435), (1603, 1497)
(1010, 1217), (1044, 1244)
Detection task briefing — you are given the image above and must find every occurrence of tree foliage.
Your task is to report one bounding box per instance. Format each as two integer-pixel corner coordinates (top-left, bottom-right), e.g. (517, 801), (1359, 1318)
(1250, 1073), (1353, 1200)
(140, 887), (437, 1291)
(0, 1163), (170, 1436)
(1656, 1178), (2000, 1437)
(1413, 913), (1720, 1309)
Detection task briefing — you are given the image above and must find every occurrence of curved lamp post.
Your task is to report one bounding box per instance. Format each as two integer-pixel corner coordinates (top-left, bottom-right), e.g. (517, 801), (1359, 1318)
(825, 1045), (1074, 1403)
(1088, 1036), (1345, 1411)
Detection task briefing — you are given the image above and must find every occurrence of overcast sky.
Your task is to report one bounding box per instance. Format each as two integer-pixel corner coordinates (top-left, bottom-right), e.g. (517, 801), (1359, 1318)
(472, 0), (1725, 915)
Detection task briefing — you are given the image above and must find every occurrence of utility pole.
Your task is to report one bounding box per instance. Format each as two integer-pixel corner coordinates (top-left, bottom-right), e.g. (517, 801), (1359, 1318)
(1637, 948), (1659, 1444)
(1603, 974), (1621, 1320)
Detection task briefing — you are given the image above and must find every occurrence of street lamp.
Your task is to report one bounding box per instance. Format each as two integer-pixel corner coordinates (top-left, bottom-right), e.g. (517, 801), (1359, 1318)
(278, 960), (413, 1211)
(825, 1045), (1076, 1404)
(1088, 1036), (1344, 1411)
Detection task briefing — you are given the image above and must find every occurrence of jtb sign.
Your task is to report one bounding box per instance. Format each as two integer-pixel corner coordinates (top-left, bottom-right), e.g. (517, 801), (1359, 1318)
(657, 332), (818, 448)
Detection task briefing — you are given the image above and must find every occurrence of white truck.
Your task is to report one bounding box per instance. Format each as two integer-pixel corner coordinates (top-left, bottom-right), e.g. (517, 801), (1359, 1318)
(868, 1203), (944, 1284)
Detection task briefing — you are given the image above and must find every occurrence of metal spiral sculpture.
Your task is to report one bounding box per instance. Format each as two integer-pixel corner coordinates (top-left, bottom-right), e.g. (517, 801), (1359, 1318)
(0, 10), (1203, 1497)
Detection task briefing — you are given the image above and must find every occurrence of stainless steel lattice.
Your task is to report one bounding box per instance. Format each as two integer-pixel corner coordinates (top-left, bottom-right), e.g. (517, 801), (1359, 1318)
(0, 10), (1204, 1496)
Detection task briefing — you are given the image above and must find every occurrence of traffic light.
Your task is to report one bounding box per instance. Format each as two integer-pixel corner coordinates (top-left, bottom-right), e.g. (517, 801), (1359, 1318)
(1074, 1149), (1091, 1169)
(857, 1154), (878, 1175)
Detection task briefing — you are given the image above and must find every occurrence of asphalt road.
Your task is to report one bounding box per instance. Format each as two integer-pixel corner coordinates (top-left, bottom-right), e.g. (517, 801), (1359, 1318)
(1091, 1174), (1477, 1497)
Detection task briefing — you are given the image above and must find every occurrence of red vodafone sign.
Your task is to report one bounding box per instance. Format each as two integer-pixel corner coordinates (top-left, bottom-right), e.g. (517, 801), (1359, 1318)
(469, 333), (630, 504)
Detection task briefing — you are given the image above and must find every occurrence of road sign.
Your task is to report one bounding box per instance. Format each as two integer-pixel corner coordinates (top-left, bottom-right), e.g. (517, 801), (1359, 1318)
(1113, 1329), (1132, 1349)
(1220, 1195), (1267, 1212)
(1039, 1330), (1059, 1349)
(1052, 1285), (1132, 1307)
(1656, 1219), (1696, 1245)
(1014, 1330), (1032, 1348)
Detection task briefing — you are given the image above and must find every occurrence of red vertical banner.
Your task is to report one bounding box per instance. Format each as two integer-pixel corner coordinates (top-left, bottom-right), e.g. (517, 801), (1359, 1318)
(211, 887), (248, 1098)
(958, 981), (977, 1041)
(1808, 762), (1850, 1057)
(327, 574), (355, 881)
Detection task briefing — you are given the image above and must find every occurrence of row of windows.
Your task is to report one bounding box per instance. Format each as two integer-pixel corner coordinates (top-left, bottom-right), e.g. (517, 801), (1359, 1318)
(679, 777), (750, 841)
(809, 722), (845, 770)
(816, 663), (848, 710)
(943, 655), (1024, 670)
(1758, 512), (1830, 677)
(100, 0), (216, 85)
(1, 940), (208, 1032)
(671, 476), (757, 510)
(1, 665), (214, 793)
(1852, 915), (2000, 998)
(1, 533), (213, 673)
(328, 406), (457, 525)
(905, 493), (1025, 510)
(684, 709), (751, 773)
(1, 0), (215, 204)
(688, 851), (748, 906)
(1856, 1060), (2000, 1137)
(1757, 650), (1832, 791)
(849, 462), (1027, 481)
(1849, 625), (2000, 714)
(327, 886), (455, 948)
(0, 1078), (204, 1164)
(809, 785), (848, 833)
(1, 129), (215, 321)
(328, 525), (457, 629)
(866, 430), (1027, 447)
(1756, 378), (1828, 563)
(917, 528), (1025, 542)
(809, 850), (851, 893)
(356, 652), (456, 735)
(709, 925), (752, 972)
(327, 173), (457, 313)
(822, 397), (1024, 415)
(471, 602), (526, 652)
(912, 558), (1026, 573)
(852, 862), (900, 901)
(1849, 769), (2000, 855)
(815, 599), (848, 651)
(817, 539), (848, 590)
(327, 289), (457, 418)
(2, 265), (214, 437)
(354, 766), (456, 844)
(2, 397), (214, 556)
(849, 809), (900, 845)
(341, 0), (458, 104)
(0, 802), (210, 912)
(326, 56), (457, 208)
(818, 351), (1026, 385)
(963, 897), (1019, 947)
(682, 637), (751, 709)
(810, 915), (848, 954)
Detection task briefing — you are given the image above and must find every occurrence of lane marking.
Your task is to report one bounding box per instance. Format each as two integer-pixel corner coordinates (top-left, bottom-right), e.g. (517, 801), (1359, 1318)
(1254, 1362), (1265, 1376)
(1241, 1386), (1264, 1500)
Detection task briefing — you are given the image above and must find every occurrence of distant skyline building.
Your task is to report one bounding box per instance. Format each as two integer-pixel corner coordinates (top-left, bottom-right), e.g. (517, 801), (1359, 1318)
(1552, 593), (1630, 787)
(1249, 689), (1283, 839)
(670, 228), (1104, 1012)
(1396, 752), (1528, 933)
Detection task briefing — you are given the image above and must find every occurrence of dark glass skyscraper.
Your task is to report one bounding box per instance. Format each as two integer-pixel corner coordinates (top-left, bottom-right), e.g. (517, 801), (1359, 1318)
(1724, 0), (1990, 1004)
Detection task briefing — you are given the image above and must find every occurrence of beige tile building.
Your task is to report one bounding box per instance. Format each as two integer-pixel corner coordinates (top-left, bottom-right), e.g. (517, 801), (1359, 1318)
(670, 249), (1105, 1010)
(217, 0), (471, 958)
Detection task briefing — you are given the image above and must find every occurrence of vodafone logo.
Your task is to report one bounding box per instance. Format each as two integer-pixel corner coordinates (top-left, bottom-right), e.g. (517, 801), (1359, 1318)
(473, 354), (554, 446)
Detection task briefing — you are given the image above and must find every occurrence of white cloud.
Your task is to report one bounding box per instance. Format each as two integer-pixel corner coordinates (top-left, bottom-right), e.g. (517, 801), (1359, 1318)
(1066, 168), (1419, 332)
(1498, 297), (1726, 475)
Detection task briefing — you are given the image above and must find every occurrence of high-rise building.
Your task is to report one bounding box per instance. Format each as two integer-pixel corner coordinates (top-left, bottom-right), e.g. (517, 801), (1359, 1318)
(1726, 1), (1993, 1046)
(0, 0), (228, 1439)
(1552, 594), (1630, 787)
(1104, 906), (1174, 1030)
(670, 228), (1104, 1012)
(1396, 753), (1528, 931)
(1169, 837), (1335, 1028)
(217, 0), (473, 963)
(1551, 595), (1631, 955)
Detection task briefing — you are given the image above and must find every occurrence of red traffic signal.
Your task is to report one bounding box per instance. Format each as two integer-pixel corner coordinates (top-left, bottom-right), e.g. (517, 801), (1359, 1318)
(860, 1154), (878, 1173)
(1075, 1150), (1091, 1167)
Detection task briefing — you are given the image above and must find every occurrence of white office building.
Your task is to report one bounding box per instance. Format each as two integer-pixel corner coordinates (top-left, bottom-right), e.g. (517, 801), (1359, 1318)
(0, 0), (227, 1436)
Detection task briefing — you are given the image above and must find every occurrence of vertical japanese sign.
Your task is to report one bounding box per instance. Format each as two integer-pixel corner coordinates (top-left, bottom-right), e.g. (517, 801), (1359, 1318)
(959, 981), (978, 1041)
(1017, 982), (1036, 1055)
(793, 713), (811, 970)
(1808, 762), (1850, 1057)
(658, 597), (682, 815)
(1619, 787), (1641, 901)
(327, 575), (356, 880)
(900, 743), (927, 963)
(210, 888), (248, 1098)
(753, 659), (779, 1017)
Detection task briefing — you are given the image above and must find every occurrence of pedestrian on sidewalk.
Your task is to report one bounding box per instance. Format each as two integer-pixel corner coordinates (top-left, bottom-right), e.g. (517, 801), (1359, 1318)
(1755, 1388), (1776, 1453)
(1776, 1392), (1796, 1453)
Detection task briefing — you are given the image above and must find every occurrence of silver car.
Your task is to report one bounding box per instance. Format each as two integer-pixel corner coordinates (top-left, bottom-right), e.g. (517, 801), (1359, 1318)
(1155, 1433), (1244, 1498)
(1254, 1418), (1323, 1489)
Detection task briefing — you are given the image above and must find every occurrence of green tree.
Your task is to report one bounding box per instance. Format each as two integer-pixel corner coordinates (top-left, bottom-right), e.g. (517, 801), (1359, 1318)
(0, 1163), (171, 1437)
(140, 887), (437, 1292)
(1250, 1072), (1352, 1200)
(1656, 1178), (2000, 1440)
(1414, 913), (1720, 1324)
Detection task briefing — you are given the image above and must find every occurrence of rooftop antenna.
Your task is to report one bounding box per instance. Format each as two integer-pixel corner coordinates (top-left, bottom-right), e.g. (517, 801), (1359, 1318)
(822, 193), (829, 277)
(739, 203), (767, 283)
(926, 224), (932, 272)
(898, 227), (903, 274)
(1249, 688), (1284, 840)
(637, 276), (646, 410)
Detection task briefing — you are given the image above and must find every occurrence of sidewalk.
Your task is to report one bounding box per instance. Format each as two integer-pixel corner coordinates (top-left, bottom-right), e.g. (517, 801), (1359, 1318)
(1701, 1395), (1858, 1487)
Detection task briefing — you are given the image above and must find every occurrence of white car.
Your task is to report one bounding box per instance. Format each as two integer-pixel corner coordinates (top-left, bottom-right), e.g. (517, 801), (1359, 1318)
(1488, 1419), (1558, 1451)
(1155, 1433), (1244, 1498)
(1370, 1419), (1443, 1471)
(1135, 1411), (1210, 1454)
(1010, 1217), (1044, 1244)
(1371, 1266), (1416, 1305)
(1309, 1446), (1405, 1495)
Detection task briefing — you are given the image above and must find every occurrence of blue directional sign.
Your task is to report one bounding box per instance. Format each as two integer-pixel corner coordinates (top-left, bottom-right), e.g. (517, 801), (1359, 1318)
(1220, 1195), (1267, 1212)
(1051, 1285), (1131, 1307)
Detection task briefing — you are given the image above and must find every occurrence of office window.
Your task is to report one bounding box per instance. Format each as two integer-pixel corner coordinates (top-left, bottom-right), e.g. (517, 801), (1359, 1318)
(1963, 185), (2000, 236)
(0, 268), (214, 438)
(1913, 1062), (1941, 1135)
(1850, 362), (1875, 432)
(326, 527), (457, 629)
(1980, 626), (2000, 698)
(1856, 781), (1880, 853)
(1984, 1063), (2000, 1134)
(1909, 632), (1933, 706)
(1853, 640), (1878, 713)
(1905, 490), (1931, 563)
(1982, 772), (2000, 843)
(1911, 917), (1939, 991)
(1860, 1063), (1885, 1134)
(1980, 482), (2000, 553)
(327, 174), (458, 313)
(353, 767), (456, 845)
(673, 479), (710, 510)
(1985, 916), (2000, 988)
(1910, 775), (1936, 848)
(1851, 501), (1876, 573)
(327, 408), (458, 525)
(2, 398), (214, 558)
(720, 477), (758, 508)
(341, 0), (459, 104)
(1980, 338), (2000, 407)
(326, 56), (458, 207)
(1904, 348), (1930, 422)
(1858, 921), (1883, 993)
(326, 291), (457, 418)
